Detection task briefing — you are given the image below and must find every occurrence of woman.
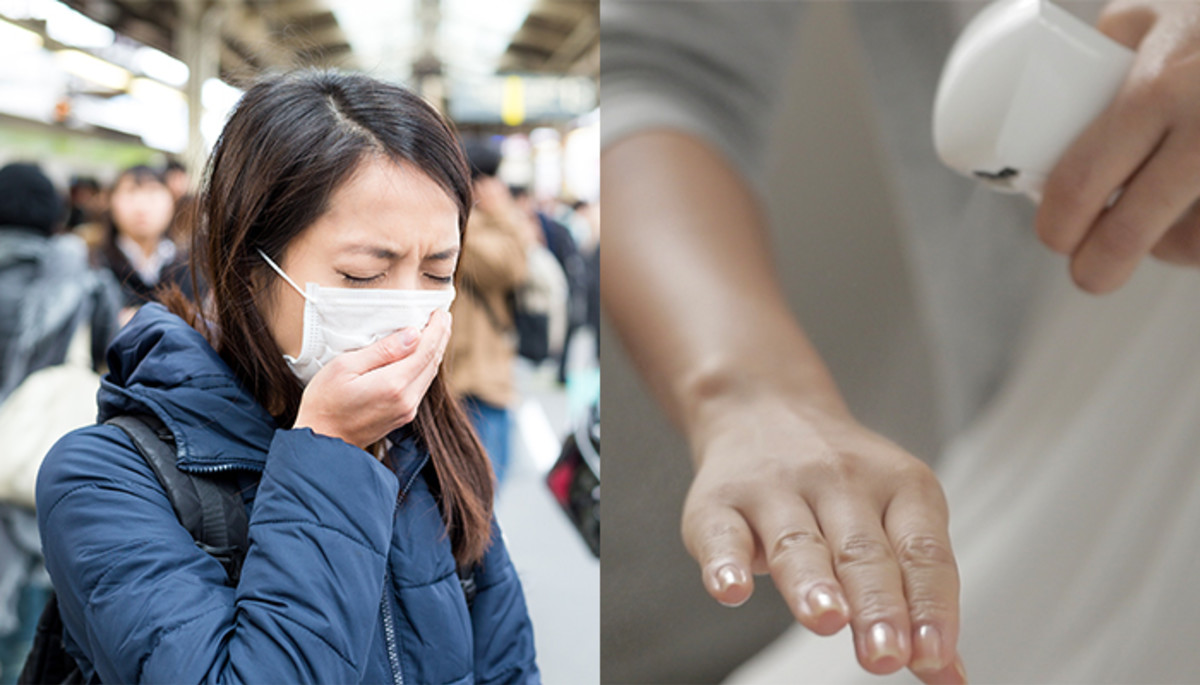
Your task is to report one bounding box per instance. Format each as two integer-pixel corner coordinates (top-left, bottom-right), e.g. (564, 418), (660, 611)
(36, 70), (539, 684)
(91, 165), (188, 320)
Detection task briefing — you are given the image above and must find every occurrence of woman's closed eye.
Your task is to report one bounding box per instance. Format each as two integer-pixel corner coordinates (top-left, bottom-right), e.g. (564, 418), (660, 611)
(339, 271), (384, 286)
(425, 273), (453, 284)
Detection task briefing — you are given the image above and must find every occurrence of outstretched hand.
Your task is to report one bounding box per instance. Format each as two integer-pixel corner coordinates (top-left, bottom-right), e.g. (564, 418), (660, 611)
(681, 391), (966, 684)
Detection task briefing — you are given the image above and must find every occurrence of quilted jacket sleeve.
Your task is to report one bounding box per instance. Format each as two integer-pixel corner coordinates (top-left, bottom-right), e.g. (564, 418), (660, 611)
(469, 518), (540, 684)
(36, 425), (400, 684)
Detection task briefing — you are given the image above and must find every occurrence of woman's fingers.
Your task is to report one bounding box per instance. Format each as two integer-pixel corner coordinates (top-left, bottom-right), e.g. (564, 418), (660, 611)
(340, 327), (422, 375)
(1151, 199), (1200, 265)
(1069, 128), (1200, 292)
(368, 310), (451, 382)
(916, 657), (969, 685)
(816, 494), (912, 675)
(681, 496), (755, 607)
(748, 497), (850, 635)
(370, 310), (452, 426)
(884, 483), (962, 683)
(1036, 75), (1165, 259)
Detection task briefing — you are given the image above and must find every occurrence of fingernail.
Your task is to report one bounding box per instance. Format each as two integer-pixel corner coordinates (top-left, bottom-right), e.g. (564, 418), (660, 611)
(866, 621), (904, 666)
(709, 564), (748, 607)
(400, 328), (420, 346)
(911, 623), (945, 672)
(803, 585), (847, 619)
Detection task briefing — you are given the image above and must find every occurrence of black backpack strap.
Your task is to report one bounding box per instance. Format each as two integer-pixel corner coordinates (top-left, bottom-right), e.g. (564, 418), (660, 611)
(457, 563), (478, 610)
(105, 414), (249, 586)
(17, 593), (86, 685)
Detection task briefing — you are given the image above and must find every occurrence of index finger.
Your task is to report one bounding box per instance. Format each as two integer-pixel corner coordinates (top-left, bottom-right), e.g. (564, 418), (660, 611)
(371, 309), (452, 382)
(342, 327), (422, 374)
(681, 497), (756, 608)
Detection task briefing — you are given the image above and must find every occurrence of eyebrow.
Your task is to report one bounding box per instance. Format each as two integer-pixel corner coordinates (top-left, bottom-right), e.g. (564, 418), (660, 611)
(426, 247), (460, 261)
(340, 244), (459, 261)
(343, 244), (400, 260)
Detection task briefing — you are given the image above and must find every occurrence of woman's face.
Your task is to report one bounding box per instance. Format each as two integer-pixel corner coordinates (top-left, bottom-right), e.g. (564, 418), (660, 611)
(263, 157), (461, 359)
(110, 174), (174, 243)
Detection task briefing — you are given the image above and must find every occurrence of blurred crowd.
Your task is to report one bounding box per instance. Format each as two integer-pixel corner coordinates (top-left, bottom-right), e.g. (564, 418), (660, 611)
(0, 137), (599, 682)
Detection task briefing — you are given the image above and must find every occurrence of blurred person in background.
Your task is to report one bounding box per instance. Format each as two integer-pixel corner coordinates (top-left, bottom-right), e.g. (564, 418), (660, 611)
(0, 162), (119, 683)
(0, 162), (120, 410)
(603, 1), (1200, 683)
(163, 159), (189, 203)
(64, 176), (102, 231)
(34, 70), (537, 685)
(91, 165), (190, 323)
(163, 159), (196, 247)
(448, 140), (536, 485)
(512, 186), (592, 384)
(560, 199), (597, 252)
(65, 176), (107, 251)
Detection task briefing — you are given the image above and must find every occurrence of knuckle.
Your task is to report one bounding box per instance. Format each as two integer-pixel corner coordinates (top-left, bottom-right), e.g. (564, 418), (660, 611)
(1043, 164), (1091, 215)
(706, 480), (751, 507)
(767, 528), (827, 564)
(906, 594), (957, 626)
(817, 450), (865, 486)
(378, 337), (400, 360)
(901, 463), (946, 504)
(681, 515), (747, 560)
(1092, 214), (1145, 259)
(422, 340), (441, 366)
(834, 533), (893, 570)
(894, 533), (956, 570)
(849, 586), (907, 623)
(398, 389), (419, 414)
(696, 519), (745, 547)
(383, 382), (406, 404)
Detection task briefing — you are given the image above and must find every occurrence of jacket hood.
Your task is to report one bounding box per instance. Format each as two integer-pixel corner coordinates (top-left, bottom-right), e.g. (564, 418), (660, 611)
(0, 230), (79, 270)
(98, 303), (278, 472)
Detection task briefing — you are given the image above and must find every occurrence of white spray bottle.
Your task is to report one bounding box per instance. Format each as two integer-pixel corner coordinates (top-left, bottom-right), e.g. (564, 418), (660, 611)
(933, 0), (1135, 201)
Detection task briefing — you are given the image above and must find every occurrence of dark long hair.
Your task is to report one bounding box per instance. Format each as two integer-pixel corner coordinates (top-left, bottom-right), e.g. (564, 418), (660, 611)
(160, 70), (494, 566)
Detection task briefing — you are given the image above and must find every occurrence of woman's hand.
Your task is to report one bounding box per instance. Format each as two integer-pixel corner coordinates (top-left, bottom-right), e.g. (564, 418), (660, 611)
(293, 309), (451, 451)
(682, 391), (966, 684)
(1036, 0), (1200, 293)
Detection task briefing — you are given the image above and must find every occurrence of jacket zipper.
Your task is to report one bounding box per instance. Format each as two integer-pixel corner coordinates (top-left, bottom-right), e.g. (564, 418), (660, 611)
(380, 577), (404, 685)
(379, 450), (427, 685)
(178, 462), (263, 474)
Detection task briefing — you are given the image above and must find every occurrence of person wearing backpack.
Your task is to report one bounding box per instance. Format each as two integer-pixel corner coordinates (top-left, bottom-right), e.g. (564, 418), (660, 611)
(447, 141), (538, 486)
(32, 70), (538, 685)
(0, 162), (121, 683)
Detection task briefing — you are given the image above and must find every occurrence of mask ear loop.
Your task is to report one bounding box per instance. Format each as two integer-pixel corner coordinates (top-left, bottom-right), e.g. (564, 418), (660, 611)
(257, 249), (308, 300)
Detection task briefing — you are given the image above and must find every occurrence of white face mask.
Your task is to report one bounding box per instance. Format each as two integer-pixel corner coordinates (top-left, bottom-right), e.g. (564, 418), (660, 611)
(258, 249), (455, 384)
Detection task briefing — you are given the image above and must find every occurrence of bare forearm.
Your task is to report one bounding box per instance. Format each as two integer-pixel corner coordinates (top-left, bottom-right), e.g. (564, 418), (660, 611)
(601, 130), (851, 452)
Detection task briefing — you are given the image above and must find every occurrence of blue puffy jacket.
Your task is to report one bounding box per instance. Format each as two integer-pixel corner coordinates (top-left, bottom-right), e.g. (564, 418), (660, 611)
(36, 304), (539, 684)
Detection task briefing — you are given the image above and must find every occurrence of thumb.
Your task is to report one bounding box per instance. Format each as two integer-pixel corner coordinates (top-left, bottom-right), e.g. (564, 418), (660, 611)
(345, 327), (421, 374)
